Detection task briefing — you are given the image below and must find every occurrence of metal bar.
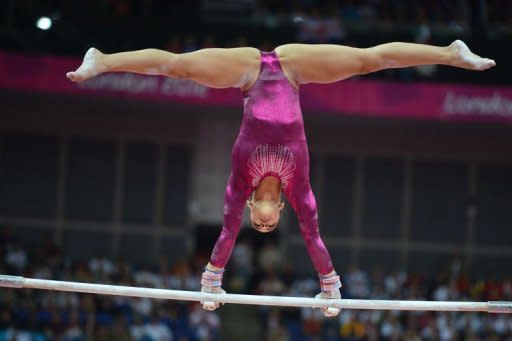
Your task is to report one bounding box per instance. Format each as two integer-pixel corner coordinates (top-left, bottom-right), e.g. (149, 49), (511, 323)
(0, 275), (510, 313)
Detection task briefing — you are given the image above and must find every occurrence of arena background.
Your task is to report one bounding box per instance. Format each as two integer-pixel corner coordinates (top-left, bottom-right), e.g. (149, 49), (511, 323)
(1, 1), (511, 340)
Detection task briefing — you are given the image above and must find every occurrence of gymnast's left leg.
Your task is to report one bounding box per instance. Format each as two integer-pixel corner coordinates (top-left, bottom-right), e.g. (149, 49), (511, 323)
(276, 40), (495, 84)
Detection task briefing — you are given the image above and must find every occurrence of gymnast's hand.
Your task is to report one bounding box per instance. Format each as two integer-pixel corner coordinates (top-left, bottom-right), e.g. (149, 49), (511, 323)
(315, 289), (341, 317)
(316, 271), (342, 317)
(200, 263), (226, 311)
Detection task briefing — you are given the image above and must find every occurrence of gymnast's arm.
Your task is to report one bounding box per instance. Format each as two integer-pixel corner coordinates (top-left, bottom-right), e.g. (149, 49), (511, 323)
(67, 47), (261, 90)
(275, 40), (495, 85)
(291, 189), (343, 317)
(200, 174), (251, 310)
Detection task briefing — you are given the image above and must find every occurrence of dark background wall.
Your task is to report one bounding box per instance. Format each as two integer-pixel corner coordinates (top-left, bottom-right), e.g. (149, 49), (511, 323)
(1, 89), (511, 279)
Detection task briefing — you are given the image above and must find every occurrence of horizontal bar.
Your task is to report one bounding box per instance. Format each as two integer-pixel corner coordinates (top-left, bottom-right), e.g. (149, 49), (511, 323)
(0, 275), (510, 313)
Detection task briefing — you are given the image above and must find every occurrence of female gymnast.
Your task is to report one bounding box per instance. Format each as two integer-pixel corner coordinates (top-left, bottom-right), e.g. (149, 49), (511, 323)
(67, 40), (495, 316)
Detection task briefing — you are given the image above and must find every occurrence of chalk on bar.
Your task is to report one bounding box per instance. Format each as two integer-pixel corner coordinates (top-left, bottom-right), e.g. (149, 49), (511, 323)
(489, 301), (512, 314)
(0, 275), (24, 288)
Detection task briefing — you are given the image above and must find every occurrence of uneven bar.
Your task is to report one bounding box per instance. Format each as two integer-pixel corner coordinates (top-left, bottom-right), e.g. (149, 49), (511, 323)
(0, 275), (510, 313)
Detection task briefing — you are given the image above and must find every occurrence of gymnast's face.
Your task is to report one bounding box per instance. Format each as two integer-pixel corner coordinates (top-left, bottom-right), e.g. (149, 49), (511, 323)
(247, 198), (285, 233)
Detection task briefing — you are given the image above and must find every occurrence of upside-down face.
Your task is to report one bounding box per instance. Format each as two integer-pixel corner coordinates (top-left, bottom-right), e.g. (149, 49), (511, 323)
(247, 198), (285, 233)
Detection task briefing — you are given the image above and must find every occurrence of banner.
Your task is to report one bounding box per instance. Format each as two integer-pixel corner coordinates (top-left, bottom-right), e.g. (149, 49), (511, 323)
(1, 51), (512, 123)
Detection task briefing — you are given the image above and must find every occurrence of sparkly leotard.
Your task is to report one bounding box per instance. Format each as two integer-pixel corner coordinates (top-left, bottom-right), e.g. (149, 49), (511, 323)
(209, 51), (334, 275)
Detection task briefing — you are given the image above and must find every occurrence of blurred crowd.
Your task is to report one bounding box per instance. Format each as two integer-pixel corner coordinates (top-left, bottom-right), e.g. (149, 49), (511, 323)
(39, 0), (510, 29)
(2, 226), (512, 341)
(229, 239), (512, 341)
(0, 227), (220, 341)
(8, 0), (508, 82)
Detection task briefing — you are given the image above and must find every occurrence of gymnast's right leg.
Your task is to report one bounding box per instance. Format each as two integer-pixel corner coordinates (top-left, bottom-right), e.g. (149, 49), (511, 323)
(66, 46), (261, 89)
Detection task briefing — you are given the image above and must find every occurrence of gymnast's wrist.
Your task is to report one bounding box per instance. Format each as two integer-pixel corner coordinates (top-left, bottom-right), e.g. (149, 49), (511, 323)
(202, 264), (225, 289)
(319, 270), (342, 292)
(206, 262), (224, 273)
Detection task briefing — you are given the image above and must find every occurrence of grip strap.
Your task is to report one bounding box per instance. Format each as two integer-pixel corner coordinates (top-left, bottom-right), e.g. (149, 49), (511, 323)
(319, 272), (342, 292)
(201, 267), (224, 288)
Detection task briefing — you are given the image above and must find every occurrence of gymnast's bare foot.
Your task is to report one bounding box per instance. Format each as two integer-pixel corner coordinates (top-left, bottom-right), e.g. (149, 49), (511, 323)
(449, 40), (496, 71)
(66, 47), (106, 82)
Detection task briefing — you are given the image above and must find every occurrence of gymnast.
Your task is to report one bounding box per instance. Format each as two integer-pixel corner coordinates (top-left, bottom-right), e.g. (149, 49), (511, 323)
(67, 40), (495, 316)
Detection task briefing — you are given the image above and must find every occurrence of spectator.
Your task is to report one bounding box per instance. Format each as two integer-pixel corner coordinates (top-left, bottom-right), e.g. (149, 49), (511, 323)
(145, 312), (173, 341)
(63, 309), (84, 341)
(89, 253), (116, 280)
(379, 313), (403, 340)
(130, 314), (146, 340)
(345, 265), (370, 298)
(5, 241), (27, 273)
(339, 311), (366, 340)
(189, 303), (220, 340)
(201, 34), (217, 49)
(301, 306), (324, 338)
(230, 239), (254, 292)
(340, 0), (361, 21)
(259, 271), (286, 296)
(131, 297), (153, 317)
(183, 34), (199, 53)
(110, 316), (131, 340)
(165, 34), (182, 53)
(258, 240), (281, 273)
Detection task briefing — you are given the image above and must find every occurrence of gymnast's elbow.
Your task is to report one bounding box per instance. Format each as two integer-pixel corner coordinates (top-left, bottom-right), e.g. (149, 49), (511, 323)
(220, 225), (239, 240)
(299, 222), (320, 241)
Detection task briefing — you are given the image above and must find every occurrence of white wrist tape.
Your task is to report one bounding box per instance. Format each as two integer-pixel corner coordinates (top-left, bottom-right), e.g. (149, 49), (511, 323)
(201, 267), (224, 288)
(319, 272), (342, 292)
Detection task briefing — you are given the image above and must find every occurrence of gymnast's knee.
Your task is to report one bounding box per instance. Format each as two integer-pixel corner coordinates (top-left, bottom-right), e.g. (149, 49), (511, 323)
(219, 224), (239, 241)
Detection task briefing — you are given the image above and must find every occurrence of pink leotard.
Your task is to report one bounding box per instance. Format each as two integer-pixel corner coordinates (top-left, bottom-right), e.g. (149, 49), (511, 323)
(209, 51), (335, 275)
